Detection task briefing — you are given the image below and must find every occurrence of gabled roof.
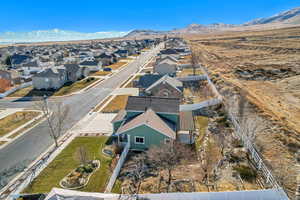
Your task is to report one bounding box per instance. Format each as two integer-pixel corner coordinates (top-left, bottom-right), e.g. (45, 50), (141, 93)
(137, 74), (163, 89)
(34, 67), (65, 78)
(111, 110), (127, 123)
(79, 60), (98, 66)
(126, 96), (180, 114)
(145, 75), (183, 93)
(116, 108), (176, 139)
(156, 55), (178, 65)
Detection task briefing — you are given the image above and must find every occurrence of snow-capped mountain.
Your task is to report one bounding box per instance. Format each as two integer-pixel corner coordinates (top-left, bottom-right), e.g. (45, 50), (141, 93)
(0, 29), (130, 44)
(244, 6), (300, 25)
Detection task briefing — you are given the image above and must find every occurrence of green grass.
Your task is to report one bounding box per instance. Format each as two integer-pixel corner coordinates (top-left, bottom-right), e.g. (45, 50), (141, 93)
(194, 116), (209, 151)
(0, 111), (40, 137)
(23, 136), (113, 193)
(111, 179), (122, 193)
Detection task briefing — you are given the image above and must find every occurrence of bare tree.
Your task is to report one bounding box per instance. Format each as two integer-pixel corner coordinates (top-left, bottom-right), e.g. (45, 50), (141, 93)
(35, 98), (70, 148)
(127, 153), (148, 194)
(191, 49), (199, 76)
(239, 115), (264, 143)
(146, 142), (193, 192)
(198, 138), (220, 190)
(74, 146), (89, 166)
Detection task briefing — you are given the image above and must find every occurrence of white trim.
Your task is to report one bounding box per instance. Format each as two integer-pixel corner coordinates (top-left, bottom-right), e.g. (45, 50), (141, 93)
(134, 136), (145, 144)
(164, 138), (171, 144)
(117, 123), (176, 140)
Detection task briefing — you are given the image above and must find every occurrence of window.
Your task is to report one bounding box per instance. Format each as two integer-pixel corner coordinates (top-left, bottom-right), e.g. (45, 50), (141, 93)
(135, 136), (145, 144)
(165, 138), (171, 144)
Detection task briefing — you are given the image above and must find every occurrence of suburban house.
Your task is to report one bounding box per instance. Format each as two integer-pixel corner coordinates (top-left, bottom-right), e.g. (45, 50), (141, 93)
(96, 52), (114, 66)
(156, 55), (178, 66)
(21, 60), (42, 76)
(135, 74), (163, 94)
(144, 75), (183, 98)
(111, 96), (180, 151)
(10, 53), (32, 69)
(160, 48), (178, 55)
(79, 60), (102, 72)
(114, 49), (129, 58)
(64, 64), (89, 82)
(32, 67), (67, 90)
(154, 62), (177, 76)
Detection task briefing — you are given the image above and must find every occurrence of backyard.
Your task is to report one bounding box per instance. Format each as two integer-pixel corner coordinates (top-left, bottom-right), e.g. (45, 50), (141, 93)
(23, 136), (113, 193)
(0, 111), (40, 137)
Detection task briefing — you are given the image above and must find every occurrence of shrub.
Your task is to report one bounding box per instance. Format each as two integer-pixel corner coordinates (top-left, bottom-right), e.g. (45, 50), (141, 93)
(233, 165), (257, 182)
(232, 138), (244, 148)
(75, 166), (85, 173)
(84, 164), (93, 173)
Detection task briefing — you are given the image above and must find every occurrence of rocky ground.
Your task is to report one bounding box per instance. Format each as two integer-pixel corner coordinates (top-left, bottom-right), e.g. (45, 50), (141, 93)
(185, 26), (300, 197)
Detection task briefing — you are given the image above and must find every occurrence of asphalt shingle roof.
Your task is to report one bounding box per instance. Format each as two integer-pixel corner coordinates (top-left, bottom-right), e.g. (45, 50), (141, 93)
(125, 96), (180, 114)
(116, 108), (176, 139)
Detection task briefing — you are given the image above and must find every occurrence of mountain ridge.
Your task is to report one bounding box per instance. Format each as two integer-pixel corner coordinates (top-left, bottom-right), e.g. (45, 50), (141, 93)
(0, 29), (129, 44)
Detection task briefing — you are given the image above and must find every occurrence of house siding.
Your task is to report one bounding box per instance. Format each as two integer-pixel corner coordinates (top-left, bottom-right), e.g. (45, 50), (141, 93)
(148, 82), (182, 98)
(120, 124), (169, 150)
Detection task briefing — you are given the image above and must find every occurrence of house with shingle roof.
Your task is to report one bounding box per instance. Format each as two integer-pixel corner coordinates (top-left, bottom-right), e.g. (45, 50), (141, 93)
(79, 60), (102, 72)
(111, 96), (180, 151)
(32, 67), (67, 90)
(145, 75), (183, 98)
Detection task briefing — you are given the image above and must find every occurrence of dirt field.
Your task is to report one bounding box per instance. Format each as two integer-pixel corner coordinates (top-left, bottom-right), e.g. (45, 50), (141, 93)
(185, 26), (300, 197)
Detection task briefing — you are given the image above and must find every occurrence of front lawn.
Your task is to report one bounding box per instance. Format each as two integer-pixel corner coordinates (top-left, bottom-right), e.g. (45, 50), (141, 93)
(53, 77), (99, 96)
(0, 111), (40, 137)
(23, 136), (113, 193)
(101, 95), (129, 113)
(8, 78), (99, 97)
(92, 71), (112, 76)
(107, 62), (127, 70)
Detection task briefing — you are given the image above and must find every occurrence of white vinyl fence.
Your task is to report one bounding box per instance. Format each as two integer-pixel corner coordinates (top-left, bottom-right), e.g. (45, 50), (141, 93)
(105, 140), (130, 193)
(228, 111), (288, 199)
(198, 65), (289, 199)
(0, 82), (32, 98)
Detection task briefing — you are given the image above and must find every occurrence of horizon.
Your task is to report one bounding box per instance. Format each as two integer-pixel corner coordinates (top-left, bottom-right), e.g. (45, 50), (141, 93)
(0, 0), (299, 33)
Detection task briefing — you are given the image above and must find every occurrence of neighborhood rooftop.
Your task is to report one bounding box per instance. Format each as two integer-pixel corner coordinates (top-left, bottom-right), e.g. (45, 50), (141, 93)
(125, 96), (180, 114)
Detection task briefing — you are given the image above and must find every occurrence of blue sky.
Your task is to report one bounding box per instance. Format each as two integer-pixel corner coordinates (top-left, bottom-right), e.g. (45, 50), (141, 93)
(1, 0), (299, 32)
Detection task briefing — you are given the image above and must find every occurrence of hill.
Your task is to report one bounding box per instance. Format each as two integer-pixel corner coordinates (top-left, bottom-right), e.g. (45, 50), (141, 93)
(245, 7), (300, 25)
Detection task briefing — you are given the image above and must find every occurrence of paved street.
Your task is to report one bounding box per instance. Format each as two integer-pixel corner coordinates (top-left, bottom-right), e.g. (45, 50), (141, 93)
(0, 44), (162, 187)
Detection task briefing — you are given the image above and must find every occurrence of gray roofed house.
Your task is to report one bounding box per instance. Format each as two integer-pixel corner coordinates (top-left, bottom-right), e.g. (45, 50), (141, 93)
(32, 67), (67, 90)
(154, 62), (177, 76)
(156, 55), (178, 65)
(112, 96), (180, 150)
(145, 75), (183, 98)
(116, 108), (177, 139)
(64, 64), (89, 82)
(136, 74), (163, 89)
(79, 60), (102, 72)
(125, 96), (180, 114)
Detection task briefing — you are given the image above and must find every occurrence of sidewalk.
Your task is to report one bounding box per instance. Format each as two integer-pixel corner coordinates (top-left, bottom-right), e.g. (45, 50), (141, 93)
(0, 108), (23, 120)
